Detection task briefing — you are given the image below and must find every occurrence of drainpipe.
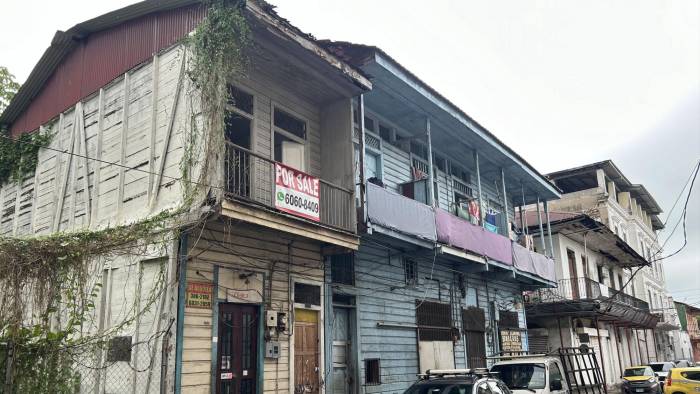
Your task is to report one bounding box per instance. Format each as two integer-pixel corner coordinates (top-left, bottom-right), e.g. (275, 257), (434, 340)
(174, 231), (189, 394)
(536, 197), (546, 253)
(474, 151), (484, 227)
(544, 200), (554, 258)
(357, 95), (367, 226)
(425, 117), (435, 207)
(500, 168), (509, 237)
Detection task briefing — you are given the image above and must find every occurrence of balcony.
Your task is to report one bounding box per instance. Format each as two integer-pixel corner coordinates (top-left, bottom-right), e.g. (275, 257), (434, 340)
(526, 277), (649, 311)
(224, 142), (355, 233)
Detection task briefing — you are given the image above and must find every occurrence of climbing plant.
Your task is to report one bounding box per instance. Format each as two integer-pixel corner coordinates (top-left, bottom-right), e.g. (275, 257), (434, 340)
(181, 0), (251, 199)
(0, 127), (53, 187)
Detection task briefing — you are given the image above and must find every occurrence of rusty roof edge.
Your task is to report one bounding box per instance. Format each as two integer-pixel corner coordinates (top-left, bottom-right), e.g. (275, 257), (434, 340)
(1, 0), (371, 129)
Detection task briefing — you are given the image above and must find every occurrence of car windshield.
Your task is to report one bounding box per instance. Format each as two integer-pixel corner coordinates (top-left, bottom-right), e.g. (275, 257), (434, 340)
(624, 367), (650, 377)
(649, 364), (668, 372)
(404, 383), (474, 394)
(491, 364), (546, 390)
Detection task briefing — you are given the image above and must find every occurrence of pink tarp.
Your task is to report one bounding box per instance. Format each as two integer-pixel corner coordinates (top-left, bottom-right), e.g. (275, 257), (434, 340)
(512, 242), (556, 282)
(434, 209), (512, 265)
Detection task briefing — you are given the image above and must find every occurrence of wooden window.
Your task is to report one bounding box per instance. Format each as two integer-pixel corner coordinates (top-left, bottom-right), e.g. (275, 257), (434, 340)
(330, 253), (354, 286)
(416, 300), (452, 341)
(365, 359), (381, 385)
(107, 336), (132, 362)
(294, 283), (320, 306)
(363, 116), (375, 132)
(228, 85), (253, 115)
(274, 109), (306, 139)
(273, 108), (306, 170)
(378, 123), (392, 142)
(404, 258), (417, 285)
(499, 310), (519, 329)
(410, 141), (428, 160)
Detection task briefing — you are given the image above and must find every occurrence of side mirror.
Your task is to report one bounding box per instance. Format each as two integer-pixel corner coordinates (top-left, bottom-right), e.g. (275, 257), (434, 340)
(550, 380), (563, 391)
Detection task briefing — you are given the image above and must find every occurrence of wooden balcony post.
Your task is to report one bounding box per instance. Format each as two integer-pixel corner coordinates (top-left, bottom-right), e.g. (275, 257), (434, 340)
(358, 94), (367, 222)
(544, 200), (554, 257)
(425, 116), (435, 207)
(474, 150), (484, 227)
(536, 197), (546, 254)
(500, 168), (509, 237)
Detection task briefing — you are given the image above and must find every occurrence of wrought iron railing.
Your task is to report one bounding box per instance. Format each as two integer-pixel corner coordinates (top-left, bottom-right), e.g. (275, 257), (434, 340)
(525, 277), (650, 311)
(224, 142), (355, 232)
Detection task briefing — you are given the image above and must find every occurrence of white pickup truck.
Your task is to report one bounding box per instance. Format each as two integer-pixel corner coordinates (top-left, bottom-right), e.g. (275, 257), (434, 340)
(491, 356), (569, 394)
(490, 350), (606, 394)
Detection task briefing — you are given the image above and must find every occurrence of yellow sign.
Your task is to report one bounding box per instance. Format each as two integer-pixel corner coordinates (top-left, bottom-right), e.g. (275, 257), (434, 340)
(186, 281), (213, 309)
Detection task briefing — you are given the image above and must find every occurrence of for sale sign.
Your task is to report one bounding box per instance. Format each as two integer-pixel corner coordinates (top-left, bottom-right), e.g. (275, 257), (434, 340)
(275, 163), (320, 221)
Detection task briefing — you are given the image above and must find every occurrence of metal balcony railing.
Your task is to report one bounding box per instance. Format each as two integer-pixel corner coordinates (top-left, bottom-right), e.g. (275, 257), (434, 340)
(224, 142), (355, 232)
(525, 277), (650, 311)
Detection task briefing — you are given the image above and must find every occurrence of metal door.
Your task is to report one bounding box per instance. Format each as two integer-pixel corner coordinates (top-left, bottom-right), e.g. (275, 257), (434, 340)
(332, 307), (353, 394)
(295, 309), (320, 393)
(216, 303), (258, 394)
(465, 330), (487, 368)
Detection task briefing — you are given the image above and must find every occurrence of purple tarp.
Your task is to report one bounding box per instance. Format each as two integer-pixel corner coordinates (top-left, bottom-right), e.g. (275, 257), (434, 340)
(434, 208), (512, 265)
(512, 242), (556, 282)
(366, 183), (437, 241)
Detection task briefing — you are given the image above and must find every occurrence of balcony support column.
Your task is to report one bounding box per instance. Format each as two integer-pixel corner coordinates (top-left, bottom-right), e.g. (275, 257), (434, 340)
(595, 317), (607, 384)
(644, 329), (652, 362)
(612, 323), (624, 378)
(425, 117), (435, 207)
(474, 150), (484, 227)
(500, 168), (509, 237)
(357, 94), (367, 224)
(544, 200), (554, 258)
(536, 197), (546, 254)
(636, 330), (645, 364)
(520, 185), (528, 235)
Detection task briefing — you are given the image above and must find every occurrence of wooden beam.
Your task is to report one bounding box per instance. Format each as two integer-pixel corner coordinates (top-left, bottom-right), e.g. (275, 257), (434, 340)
(53, 110), (78, 232)
(148, 54), (160, 203)
(117, 74), (130, 222)
(90, 88), (104, 228)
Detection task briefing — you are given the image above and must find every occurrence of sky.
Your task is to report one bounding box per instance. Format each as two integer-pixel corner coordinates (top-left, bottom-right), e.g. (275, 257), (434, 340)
(1, 1), (698, 304)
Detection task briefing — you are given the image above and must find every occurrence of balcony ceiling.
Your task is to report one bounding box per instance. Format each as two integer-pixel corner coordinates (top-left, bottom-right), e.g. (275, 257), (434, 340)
(526, 300), (659, 329)
(360, 60), (559, 205)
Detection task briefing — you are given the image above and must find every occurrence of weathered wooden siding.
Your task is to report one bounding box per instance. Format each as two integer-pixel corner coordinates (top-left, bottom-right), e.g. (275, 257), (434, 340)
(182, 220), (325, 393)
(0, 44), (188, 236)
(348, 241), (527, 393)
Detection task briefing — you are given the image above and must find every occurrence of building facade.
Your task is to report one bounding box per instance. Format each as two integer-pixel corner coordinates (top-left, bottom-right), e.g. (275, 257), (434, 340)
(0, 2), (564, 394)
(676, 302), (700, 362)
(530, 161), (684, 369)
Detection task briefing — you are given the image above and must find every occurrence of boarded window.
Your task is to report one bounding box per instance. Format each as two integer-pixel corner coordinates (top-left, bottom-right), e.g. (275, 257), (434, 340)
(404, 258), (417, 284)
(294, 283), (320, 306)
(107, 336), (132, 362)
(365, 359), (381, 385)
(330, 253), (354, 286)
(416, 300), (452, 341)
(499, 310), (519, 329)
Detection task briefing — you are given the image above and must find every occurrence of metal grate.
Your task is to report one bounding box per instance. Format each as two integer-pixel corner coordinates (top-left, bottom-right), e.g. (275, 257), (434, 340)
(404, 258), (417, 285)
(462, 307), (486, 332)
(330, 253), (354, 286)
(294, 283), (321, 306)
(417, 301), (453, 341)
(365, 359), (381, 385)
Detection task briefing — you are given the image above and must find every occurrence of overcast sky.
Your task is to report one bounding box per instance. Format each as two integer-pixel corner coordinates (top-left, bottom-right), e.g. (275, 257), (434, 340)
(1, 1), (698, 304)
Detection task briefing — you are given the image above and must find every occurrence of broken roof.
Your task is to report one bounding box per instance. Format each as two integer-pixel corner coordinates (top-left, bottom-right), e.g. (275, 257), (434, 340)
(0, 0), (371, 132)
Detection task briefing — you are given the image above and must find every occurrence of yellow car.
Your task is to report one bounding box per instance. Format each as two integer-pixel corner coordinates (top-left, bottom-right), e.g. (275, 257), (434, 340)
(621, 366), (662, 394)
(664, 367), (700, 394)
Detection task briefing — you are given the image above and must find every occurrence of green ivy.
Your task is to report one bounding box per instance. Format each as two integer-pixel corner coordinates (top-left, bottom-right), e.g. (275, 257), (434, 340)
(0, 128), (53, 187)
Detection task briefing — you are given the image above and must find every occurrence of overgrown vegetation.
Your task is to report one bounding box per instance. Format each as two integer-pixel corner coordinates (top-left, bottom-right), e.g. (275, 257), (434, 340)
(0, 1), (252, 390)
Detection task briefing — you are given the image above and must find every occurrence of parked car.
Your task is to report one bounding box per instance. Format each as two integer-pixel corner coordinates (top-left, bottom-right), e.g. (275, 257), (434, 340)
(649, 362), (677, 383)
(621, 366), (663, 394)
(674, 360), (695, 368)
(664, 367), (700, 394)
(404, 369), (511, 394)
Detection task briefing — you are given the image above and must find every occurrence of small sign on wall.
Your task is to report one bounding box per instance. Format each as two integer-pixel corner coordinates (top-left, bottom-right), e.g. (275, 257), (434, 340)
(186, 281), (213, 309)
(500, 329), (524, 353)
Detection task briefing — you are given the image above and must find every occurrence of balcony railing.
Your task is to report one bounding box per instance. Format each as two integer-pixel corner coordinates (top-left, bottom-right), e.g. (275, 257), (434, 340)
(224, 142), (354, 232)
(525, 277), (649, 311)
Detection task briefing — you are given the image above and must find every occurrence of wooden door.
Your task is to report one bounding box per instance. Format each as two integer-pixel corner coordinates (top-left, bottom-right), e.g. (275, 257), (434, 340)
(295, 309), (320, 393)
(216, 303), (258, 394)
(567, 250), (580, 299)
(332, 307), (353, 394)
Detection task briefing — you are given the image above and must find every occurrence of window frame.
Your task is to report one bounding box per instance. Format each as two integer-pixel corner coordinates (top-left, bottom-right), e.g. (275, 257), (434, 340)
(224, 85), (255, 148)
(364, 358), (381, 385)
(271, 102), (309, 170)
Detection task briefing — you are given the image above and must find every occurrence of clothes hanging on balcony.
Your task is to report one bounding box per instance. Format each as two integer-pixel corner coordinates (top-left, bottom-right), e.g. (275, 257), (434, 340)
(467, 199), (480, 225)
(484, 222), (499, 233)
(485, 211), (498, 226)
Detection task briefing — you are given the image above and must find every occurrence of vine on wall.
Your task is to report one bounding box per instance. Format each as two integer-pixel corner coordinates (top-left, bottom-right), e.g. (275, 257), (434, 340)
(0, 128), (53, 187)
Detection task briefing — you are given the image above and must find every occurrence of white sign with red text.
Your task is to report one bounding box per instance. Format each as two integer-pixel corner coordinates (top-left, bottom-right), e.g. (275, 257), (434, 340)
(275, 163), (320, 221)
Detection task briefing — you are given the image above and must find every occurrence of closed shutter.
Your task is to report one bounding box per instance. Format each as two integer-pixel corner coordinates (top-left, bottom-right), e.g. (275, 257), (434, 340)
(529, 334), (550, 354)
